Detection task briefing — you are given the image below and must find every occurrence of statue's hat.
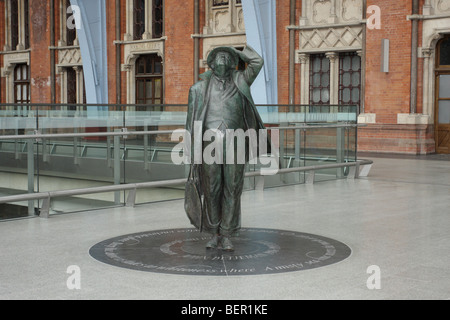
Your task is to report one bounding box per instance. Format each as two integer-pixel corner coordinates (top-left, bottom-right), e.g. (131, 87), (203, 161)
(207, 46), (239, 69)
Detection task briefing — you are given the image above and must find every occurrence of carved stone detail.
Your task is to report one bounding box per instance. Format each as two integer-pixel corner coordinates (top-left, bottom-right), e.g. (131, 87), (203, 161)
(312, 0), (332, 24)
(214, 10), (231, 33)
(299, 26), (363, 52)
(437, 0), (450, 12)
(237, 8), (245, 31)
(342, 0), (362, 22)
(58, 48), (83, 66)
(205, 0), (243, 35)
(301, 0), (363, 26)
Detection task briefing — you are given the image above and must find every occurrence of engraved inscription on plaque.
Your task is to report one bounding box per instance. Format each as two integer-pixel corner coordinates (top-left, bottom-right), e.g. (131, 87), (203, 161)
(90, 228), (351, 276)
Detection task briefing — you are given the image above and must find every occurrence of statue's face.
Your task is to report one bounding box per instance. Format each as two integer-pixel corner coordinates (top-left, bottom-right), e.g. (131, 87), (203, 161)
(212, 51), (233, 70)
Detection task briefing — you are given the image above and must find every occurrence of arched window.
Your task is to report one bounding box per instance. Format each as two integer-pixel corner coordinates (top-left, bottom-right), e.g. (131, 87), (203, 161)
(135, 54), (163, 109)
(132, 0), (164, 40)
(14, 64), (30, 104)
(309, 54), (330, 105)
(437, 36), (450, 67)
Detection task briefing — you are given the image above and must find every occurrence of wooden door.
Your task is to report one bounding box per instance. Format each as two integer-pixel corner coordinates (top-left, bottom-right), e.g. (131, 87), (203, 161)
(435, 36), (450, 154)
(436, 73), (450, 153)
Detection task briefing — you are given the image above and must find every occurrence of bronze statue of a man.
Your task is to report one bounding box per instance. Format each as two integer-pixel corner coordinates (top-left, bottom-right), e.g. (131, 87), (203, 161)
(185, 45), (265, 251)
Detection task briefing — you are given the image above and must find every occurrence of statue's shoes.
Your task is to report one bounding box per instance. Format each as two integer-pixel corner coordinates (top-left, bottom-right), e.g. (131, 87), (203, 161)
(206, 235), (220, 249)
(221, 236), (234, 252)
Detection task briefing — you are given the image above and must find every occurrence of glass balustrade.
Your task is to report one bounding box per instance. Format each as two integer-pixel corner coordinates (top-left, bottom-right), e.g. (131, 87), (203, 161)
(0, 103), (359, 220)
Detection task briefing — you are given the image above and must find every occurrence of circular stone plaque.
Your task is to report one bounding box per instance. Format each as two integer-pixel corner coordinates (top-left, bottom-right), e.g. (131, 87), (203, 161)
(89, 228), (351, 276)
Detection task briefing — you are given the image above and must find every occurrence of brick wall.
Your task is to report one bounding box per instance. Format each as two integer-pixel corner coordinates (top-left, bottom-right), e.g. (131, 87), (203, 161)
(0, 1), (4, 104)
(29, 0), (51, 104)
(164, 0), (195, 105)
(365, 0), (412, 124)
(106, 0), (118, 104)
(276, 0), (291, 105)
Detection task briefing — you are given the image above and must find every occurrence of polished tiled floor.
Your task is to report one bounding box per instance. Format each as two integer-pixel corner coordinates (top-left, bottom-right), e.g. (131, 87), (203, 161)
(0, 155), (449, 300)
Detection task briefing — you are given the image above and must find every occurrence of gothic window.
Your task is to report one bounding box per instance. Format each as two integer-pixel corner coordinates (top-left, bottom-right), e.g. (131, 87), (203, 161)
(134, 0), (146, 40)
(309, 54), (330, 105)
(66, 6), (77, 46)
(8, 0), (29, 51)
(10, 0), (19, 51)
(132, 0), (164, 40)
(66, 68), (77, 108)
(437, 36), (450, 67)
(14, 64), (30, 104)
(213, 0), (229, 6)
(135, 54), (163, 109)
(338, 52), (361, 107)
(152, 0), (163, 38)
(23, 0), (29, 49)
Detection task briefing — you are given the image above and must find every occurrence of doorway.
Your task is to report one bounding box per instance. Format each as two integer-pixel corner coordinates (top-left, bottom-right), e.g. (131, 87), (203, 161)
(435, 36), (450, 154)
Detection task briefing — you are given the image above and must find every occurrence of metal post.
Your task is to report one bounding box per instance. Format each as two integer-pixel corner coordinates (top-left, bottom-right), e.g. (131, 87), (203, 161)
(113, 129), (121, 205)
(336, 127), (345, 178)
(144, 123), (149, 170)
(73, 126), (79, 165)
(294, 125), (302, 182)
(27, 133), (35, 215)
(410, 0), (419, 114)
(288, 0), (296, 109)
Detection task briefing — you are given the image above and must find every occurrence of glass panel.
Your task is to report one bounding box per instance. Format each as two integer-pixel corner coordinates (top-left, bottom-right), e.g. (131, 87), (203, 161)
(22, 85), (28, 101)
(439, 75), (450, 99)
(137, 60), (145, 74)
(16, 66), (21, 80)
(24, 0), (29, 49)
(146, 81), (153, 100)
(322, 59), (330, 72)
(321, 89), (330, 103)
(11, 0), (19, 51)
(22, 65), (28, 80)
(352, 56), (361, 71)
(152, 0), (163, 38)
(352, 72), (360, 86)
(137, 81), (145, 100)
(351, 88), (360, 103)
(342, 56), (351, 71)
(154, 79), (161, 98)
(213, 0), (229, 6)
(342, 88), (350, 103)
(343, 73), (351, 87)
(312, 57), (321, 73)
(439, 101), (450, 124)
(439, 38), (450, 66)
(133, 0), (145, 40)
(313, 89), (321, 103)
(17, 86), (22, 102)
(321, 74), (329, 87)
(312, 73), (321, 87)
(154, 61), (162, 74)
(146, 56), (152, 74)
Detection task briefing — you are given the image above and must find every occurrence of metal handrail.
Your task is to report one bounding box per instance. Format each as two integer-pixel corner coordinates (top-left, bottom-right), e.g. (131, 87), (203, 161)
(0, 159), (373, 218)
(0, 123), (369, 218)
(0, 123), (363, 141)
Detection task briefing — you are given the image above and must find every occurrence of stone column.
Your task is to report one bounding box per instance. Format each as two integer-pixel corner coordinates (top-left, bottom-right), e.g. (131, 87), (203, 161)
(124, 0), (133, 40)
(422, 48), (434, 122)
(423, 0), (433, 15)
(4, 0), (11, 51)
(17, 0), (25, 50)
(143, 0), (152, 39)
(326, 52), (339, 109)
(298, 53), (310, 107)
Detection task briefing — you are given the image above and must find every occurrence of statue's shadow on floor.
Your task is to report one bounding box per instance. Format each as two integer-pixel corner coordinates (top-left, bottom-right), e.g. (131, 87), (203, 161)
(89, 228), (351, 276)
